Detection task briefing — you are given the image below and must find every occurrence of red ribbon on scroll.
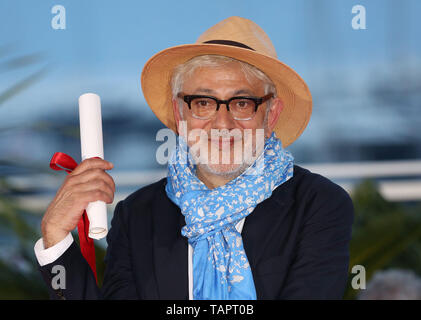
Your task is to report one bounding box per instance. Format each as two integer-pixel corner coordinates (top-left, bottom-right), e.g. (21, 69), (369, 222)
(49, 152), (98, 283)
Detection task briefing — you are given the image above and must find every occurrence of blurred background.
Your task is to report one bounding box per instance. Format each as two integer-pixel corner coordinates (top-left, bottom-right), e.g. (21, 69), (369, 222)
(1, 0), (421, 299)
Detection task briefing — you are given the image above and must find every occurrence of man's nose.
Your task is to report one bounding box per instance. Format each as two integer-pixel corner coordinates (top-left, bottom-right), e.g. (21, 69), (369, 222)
(211, 103), (236, 129)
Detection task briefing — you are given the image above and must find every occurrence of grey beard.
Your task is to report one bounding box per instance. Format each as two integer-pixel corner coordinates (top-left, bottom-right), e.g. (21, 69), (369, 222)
(191, 133), (268, 180)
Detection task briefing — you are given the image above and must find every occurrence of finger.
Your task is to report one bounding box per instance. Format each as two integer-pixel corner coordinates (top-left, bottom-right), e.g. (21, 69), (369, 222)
(66, 168), (116, 193)
(73, 189), (114, 206)
(71, 158), (113, 176)
(70, 179), (115, 202)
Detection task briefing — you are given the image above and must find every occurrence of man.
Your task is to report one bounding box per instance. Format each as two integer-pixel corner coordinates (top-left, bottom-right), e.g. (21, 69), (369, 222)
(35, 16), (354, 300)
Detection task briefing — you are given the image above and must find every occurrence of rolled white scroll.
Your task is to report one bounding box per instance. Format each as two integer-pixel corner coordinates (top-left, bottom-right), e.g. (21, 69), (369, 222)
(78, 93), (108, 240)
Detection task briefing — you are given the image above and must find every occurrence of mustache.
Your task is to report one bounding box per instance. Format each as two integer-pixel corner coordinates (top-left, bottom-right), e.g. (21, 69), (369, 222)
(210, 129), (243, 140)
(183, 128), (266, 145)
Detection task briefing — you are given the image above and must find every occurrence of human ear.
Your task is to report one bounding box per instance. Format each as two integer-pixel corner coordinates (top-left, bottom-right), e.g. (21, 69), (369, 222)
(266, 97), (284, 137)
(172, 98), (182, 134)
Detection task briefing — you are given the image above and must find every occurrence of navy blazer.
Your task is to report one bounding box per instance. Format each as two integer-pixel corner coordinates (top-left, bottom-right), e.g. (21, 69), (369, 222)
(38, 165), (354, 300)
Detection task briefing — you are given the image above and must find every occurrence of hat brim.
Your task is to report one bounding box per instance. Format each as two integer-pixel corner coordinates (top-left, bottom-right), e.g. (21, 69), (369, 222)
(141, 43), (312, 148)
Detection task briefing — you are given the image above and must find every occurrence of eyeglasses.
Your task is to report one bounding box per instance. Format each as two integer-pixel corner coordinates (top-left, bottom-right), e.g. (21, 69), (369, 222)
(177, 93), (274, 121)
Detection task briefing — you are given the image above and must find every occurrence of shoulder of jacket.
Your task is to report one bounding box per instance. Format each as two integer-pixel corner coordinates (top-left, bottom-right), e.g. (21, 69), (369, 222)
(124, 177), (167, 204)
(292, 165), (354, 226)
(114, 177), (167, 216)
(288, 164), (351, 201)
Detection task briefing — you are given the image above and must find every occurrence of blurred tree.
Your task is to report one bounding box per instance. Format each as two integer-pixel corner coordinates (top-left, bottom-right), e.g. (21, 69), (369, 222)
(344, 180), (421, 299)
(0, 47), (47, 106)
(0, 177), (106, 299)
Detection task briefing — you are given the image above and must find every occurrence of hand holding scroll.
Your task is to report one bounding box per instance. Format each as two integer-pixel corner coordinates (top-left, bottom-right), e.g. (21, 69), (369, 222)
(41, 158), (115, 249)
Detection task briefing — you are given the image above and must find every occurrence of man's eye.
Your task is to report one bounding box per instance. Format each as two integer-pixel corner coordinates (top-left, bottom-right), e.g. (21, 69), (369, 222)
(235, 100), (250, 108)
(194, 99), (212, 107)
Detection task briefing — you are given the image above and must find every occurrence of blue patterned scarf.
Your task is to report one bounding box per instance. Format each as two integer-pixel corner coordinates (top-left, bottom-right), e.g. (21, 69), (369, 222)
(165, 132), (294, 300)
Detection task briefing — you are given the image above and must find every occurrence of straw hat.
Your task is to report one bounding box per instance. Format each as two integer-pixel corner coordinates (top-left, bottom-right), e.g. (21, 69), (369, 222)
(141, 16), (312, 147)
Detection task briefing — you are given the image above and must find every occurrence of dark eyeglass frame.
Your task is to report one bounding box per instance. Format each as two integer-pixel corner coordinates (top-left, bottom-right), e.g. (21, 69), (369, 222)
(177, 92), (274, 120)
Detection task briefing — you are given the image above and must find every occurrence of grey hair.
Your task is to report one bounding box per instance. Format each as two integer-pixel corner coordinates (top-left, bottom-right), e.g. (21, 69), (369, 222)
(171, 55), (277, 118)
(358, 269), (421, 300)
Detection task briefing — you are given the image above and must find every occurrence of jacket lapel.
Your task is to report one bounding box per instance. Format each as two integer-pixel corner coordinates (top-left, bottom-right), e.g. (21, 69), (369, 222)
(241, 177), (296, 270)
(152, 185), (189, 299)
